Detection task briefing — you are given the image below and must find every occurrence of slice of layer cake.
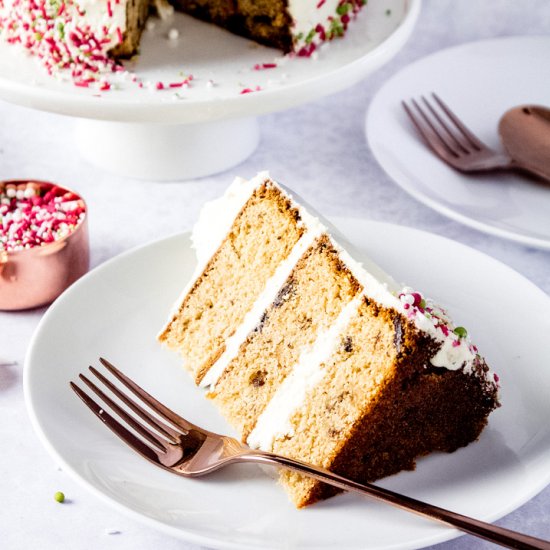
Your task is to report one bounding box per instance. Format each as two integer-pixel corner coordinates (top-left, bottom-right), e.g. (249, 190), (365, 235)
(159, 172), (500, 508)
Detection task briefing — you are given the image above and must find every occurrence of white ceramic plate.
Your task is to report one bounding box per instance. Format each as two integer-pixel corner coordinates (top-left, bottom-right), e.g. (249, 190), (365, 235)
(25, 218), (550, 550)
(366, 36), (550, 250)
(0, 0), (419, 123)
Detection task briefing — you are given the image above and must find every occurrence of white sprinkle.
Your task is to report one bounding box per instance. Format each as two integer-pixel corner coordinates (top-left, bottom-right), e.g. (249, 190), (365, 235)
(168, 28), (179, 40)
(146, 20), (156, 31)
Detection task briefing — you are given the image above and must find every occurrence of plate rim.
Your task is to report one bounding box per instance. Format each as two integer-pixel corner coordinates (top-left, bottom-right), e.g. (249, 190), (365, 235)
(23, 218), (550, 549)
(366, 34), (550, 251)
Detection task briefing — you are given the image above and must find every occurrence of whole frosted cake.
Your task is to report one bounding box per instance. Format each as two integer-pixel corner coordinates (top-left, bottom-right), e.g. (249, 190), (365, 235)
(159, 172), (500, 507)
(0, 0), (367, 87)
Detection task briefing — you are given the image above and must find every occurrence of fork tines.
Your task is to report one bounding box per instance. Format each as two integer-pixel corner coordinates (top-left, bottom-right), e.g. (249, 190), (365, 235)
(402, 93), (485, 159)
(70, 358), (198, 466)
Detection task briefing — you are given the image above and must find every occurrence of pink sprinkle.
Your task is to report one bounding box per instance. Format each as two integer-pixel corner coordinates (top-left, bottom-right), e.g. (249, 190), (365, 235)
(297, 43), (317, 57)
(155, 82), (165, 90)
(107, 1), (113, 17)
(452, 340), (461, 348)
(317, 0), (326, 7)
(253, 63), (277, 70)
(240, 86), (262, 94)
(494, 373), (500, 383)
(116, 27), (123, 44)
(315, 24), (326, 41)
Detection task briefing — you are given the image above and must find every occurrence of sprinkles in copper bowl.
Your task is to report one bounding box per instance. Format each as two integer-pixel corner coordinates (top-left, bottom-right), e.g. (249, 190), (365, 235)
(0, 181), (86, 251)
(0, 180), (89, 311)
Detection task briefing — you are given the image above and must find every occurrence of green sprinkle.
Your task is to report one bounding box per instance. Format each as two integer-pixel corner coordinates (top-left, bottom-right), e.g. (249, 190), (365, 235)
(453, 326), (468, 339)
(329, 19), (345, 37)
(385, 8), (392, 16)
(337, 3), (351, 15)
(419, 299), (426, 309)
(54, 491), (65, 503)
(305, 29), (316, 45)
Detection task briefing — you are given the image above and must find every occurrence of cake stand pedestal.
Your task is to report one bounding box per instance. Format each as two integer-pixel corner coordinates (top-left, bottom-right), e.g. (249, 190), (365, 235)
(75, 117), (260, 180)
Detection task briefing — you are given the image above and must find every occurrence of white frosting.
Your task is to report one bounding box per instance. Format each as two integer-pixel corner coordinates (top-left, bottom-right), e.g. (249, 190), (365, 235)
(431, 337), (476, 370)
(287, 0), (342, 39)
(74, 0), (128, 50)
(247, 296), (363, 450)
(286, 0), (366, 51)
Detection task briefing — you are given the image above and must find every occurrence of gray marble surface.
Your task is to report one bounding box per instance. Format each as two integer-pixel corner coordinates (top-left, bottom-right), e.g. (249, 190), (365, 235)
(1, 1), (549, 548)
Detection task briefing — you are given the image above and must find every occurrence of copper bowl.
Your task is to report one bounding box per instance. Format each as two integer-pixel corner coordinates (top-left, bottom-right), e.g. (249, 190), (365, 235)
(0, 180), (90, 311)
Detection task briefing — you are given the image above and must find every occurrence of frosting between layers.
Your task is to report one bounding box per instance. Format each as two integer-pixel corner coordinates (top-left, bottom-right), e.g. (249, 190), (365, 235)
(247, 295), (363, 450)
(199, 224), (323, 388)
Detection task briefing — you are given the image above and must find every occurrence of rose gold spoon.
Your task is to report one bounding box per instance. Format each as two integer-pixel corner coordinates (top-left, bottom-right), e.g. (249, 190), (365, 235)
(498, 105), (550, 182)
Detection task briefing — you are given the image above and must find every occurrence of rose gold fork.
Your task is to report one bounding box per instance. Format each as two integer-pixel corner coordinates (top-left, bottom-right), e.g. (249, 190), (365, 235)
(70, 358), (550, 550)
(402, 93), (515, 173)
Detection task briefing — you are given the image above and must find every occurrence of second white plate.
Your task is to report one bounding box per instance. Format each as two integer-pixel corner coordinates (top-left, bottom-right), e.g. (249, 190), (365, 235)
(25, 219), (550, 549)
(367, 36), (550, 250)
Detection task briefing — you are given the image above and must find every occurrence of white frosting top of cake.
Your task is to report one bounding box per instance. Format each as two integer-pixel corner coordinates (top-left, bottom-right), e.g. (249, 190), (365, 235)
(188, 172), (493, 381)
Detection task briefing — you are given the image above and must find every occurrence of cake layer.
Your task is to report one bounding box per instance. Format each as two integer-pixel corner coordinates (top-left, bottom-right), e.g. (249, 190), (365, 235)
(170, 0), (294, 52)
(208, 234), (361, 438)
(111, 0), (151, 58)
(159, 182), (304, 384)
(266, 298), (495, 507)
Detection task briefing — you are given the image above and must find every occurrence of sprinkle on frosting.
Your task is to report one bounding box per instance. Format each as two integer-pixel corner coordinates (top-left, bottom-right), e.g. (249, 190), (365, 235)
(292, 0), (367, 57)
(0, 0), (127, 89)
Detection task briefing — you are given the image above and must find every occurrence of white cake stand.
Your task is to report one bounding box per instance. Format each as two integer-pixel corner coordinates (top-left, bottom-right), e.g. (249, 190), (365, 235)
(0, 0), (420, 180)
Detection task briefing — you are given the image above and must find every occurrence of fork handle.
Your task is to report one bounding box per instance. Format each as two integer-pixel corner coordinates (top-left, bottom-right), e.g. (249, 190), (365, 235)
(243, 452), (550, 550)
